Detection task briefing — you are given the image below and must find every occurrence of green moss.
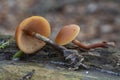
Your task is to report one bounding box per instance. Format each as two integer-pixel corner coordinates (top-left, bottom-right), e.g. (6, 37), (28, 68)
(0, 63), (115, 80)
(0, 62), (98, 80)
(0, 40), (10, 49)
(0, 62), (118, 80)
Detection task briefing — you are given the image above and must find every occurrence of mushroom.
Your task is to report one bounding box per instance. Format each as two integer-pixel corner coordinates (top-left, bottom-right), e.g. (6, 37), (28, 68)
(55, 24), (114, 50)
(14, 16), (78, 61)
(15, 16), (51, 54)
(14, 17), (88, 69)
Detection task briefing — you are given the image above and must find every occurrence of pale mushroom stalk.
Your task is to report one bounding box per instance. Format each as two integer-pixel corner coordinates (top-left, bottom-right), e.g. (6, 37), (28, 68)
(34, 33), (66, 52)
(23, 29), (71, 56)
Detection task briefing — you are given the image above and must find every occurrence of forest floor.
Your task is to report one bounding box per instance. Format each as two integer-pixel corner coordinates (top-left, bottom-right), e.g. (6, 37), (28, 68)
(0, 35), (120, 80)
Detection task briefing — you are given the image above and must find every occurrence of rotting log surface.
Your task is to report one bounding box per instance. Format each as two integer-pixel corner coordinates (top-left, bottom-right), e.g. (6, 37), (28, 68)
(0, 35), (120, 76)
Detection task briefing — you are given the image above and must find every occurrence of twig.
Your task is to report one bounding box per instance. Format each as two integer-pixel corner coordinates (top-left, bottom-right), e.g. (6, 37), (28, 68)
(90, 66), (120, 76)
(19, 69), (35, 80)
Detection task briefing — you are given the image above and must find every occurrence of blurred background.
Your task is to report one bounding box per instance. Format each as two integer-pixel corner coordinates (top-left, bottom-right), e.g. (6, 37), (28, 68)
(0, 0), (120, 48)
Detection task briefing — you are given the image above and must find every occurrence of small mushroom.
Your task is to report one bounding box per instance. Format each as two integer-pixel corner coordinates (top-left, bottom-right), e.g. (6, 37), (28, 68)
(15, 17), (88, 69)
(55, 24), (113, 50)
(15, 16), (51, 54)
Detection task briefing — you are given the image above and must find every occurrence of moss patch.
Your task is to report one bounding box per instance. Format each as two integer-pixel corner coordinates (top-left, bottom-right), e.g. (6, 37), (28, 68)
(0, 62), (98, 80)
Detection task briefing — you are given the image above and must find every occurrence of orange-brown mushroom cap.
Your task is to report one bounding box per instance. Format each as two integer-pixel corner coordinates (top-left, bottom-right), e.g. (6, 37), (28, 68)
(55, 24), (80, 45)
(15, 16), (51, 54)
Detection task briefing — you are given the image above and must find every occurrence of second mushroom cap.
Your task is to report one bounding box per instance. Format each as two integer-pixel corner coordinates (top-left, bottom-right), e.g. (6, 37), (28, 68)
(55, 24), (80, 45)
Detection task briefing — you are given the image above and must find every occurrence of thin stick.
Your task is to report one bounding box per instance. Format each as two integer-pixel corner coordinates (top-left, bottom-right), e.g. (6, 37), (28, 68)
(23, 29), (66, 53)
(19, 69), (35, 80)
(13, 30), (67, 60)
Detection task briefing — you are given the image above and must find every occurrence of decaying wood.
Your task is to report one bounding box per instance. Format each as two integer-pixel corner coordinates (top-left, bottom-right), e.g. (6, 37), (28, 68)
(0, 35), (120, 76)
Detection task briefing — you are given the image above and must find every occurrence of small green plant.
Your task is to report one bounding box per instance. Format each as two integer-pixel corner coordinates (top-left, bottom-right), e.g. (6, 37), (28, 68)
(0, 40), (10, 49)
(12, 50), (24, 60)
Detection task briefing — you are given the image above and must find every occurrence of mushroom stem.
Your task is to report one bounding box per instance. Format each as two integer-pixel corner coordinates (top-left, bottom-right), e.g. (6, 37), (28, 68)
(72, 39), (108, 50)
(23, 29), (66, 53)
